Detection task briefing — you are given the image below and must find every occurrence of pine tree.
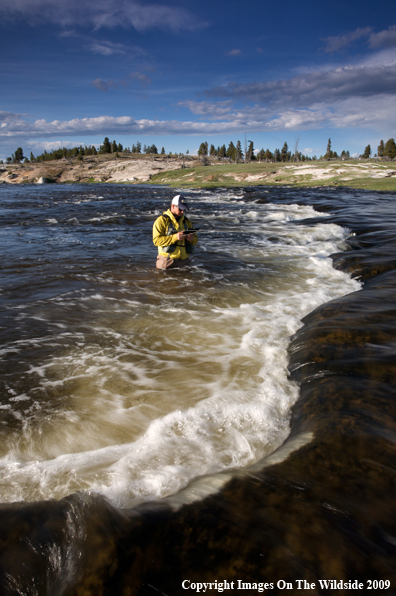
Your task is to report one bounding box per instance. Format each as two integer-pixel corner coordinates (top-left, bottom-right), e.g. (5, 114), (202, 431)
(384, 138), (396, 159)
(377, 140), (385, 157)
(265, 149), (273, 161)
(226, 141), (236, 161)
(102, 137), (111, 154)
(325, 138), (332, 159)
(280, 142), (289, 162)
(235, 140), (243, 162)
(14, 147), (24, 163)
(362, 145), (371, 159)
(246, 141), (255, 162)
(198, 142), (208, 156)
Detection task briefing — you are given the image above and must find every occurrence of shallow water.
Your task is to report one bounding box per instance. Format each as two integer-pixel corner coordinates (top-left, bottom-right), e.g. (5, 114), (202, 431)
(0, 185), (359, 507)
(0, 184), (395, 595)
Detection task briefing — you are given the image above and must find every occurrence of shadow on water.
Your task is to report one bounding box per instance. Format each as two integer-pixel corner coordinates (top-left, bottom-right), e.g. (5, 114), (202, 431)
(1, 187), (396, 595)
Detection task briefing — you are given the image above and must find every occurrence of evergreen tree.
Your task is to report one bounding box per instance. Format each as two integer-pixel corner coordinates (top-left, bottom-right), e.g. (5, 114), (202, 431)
(117, 143), (123, 153)
(101, 137), (111, 154)
(198, 142), (208, 156)
(14, 147), (24, 163)
(377, 140), (385, 157)
(136, 141), (142, 154)
(325, 138), (332, 159)
(246, 141), (255, 162)
(274, 148), (281, 162)
(218, 144), (226, 158)
(209, 144), (217, 157)
(257, 149), (265, 161)
(384, 138), (396, 159)
(226, 141), (236, 161)
(30, 151), (35, 162)
(92, 146), (97, 155)
(280, 142), (289, 162)
(235, 140), (243, 162)
(362, 145), (371, 159)
(161, 147), (165, 154)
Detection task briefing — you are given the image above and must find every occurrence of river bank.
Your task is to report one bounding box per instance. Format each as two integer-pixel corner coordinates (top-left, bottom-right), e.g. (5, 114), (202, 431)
(1, 154), (396, 191)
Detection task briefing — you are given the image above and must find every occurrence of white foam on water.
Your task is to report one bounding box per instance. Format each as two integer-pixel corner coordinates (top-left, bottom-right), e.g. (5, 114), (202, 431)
(0, 198), (361, 506)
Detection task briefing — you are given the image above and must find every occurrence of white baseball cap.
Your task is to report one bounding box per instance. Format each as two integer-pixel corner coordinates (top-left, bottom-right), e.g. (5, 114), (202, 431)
(171, 195), (189, 210)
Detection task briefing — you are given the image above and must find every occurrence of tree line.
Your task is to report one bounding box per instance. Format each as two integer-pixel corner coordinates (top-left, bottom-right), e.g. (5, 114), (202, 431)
(198, 140), (317, 163)
(5, 138), (166, 164)
(4, 135), (396, 165)
(197, 137), (396, 162)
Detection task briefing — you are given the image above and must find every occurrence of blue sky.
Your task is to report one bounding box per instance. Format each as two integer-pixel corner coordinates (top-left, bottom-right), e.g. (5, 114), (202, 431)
(1, 0), (395, 161)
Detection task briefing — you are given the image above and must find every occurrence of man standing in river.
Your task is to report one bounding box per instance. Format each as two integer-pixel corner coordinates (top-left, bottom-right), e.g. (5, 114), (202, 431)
(153, 195), (198, 269)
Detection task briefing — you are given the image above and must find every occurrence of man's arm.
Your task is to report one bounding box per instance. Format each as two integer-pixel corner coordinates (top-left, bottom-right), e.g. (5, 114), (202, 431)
(152, 216), (179, 247)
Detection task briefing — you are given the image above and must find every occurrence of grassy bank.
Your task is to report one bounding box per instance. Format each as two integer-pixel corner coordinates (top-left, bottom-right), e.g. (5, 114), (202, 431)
(149, 161), (396, 191)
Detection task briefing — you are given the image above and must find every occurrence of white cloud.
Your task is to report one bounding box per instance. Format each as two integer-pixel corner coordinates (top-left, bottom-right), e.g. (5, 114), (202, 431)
(226, 49), (242, 56)
(0, 115), (247, 138)
(323, 27), (372, 53)
(59, 31), (149, 58)
(323, 26), (396, 54)
(30, 140), (91, 151)
(2, 90), (395, 150)
(178, 100), (234, 118)
(206, 62), (396, 108)
(369, 25), (396, 49)
(0, 0), (207, 33)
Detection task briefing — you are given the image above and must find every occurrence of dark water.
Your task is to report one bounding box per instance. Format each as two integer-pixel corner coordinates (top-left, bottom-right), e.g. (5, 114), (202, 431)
(0, 184), (396, 595)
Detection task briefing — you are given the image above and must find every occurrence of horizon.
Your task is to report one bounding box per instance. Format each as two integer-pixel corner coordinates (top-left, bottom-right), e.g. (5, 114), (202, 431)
(1, 0), (395, 162)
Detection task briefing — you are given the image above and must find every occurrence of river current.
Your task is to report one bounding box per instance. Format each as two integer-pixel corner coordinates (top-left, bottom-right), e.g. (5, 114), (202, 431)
(0, 183), (395, 595)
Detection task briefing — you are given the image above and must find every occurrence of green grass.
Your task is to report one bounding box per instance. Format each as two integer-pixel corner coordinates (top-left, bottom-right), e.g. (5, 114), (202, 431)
(148, 161), (396, 192)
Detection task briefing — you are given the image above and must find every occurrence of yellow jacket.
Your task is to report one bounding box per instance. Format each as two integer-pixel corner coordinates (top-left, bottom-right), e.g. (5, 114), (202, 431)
(153, 208), (198, 260)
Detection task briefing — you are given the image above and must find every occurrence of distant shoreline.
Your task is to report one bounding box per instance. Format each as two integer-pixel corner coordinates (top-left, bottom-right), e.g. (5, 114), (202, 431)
(1, 155), (395, 192)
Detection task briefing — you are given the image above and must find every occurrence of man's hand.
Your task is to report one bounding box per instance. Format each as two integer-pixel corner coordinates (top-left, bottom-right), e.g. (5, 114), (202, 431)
(176, 231), (194, 241)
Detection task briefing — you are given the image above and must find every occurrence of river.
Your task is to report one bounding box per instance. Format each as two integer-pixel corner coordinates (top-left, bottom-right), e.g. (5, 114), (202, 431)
(0, 183), (395, 595)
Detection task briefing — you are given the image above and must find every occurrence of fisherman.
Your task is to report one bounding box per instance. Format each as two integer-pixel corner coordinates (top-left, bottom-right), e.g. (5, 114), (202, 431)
(153, 195), (198, 269)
